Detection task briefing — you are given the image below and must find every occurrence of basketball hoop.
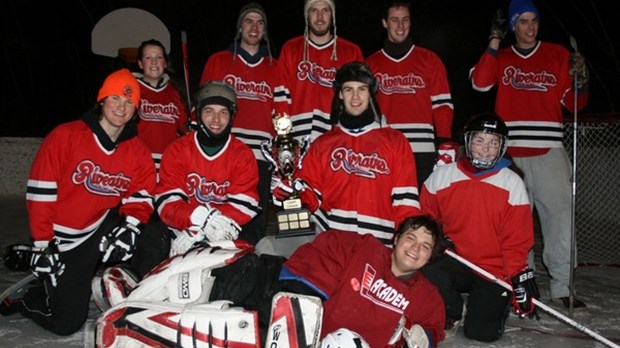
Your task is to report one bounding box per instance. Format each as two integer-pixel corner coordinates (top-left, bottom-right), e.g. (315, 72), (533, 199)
(118, 47), (138, 63)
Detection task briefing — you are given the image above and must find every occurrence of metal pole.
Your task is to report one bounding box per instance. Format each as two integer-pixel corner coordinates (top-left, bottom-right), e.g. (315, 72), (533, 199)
(568, 35), (579, 317)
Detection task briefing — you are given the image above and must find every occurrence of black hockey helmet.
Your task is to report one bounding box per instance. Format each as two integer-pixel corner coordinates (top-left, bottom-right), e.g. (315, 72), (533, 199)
(463, 112), (509, 169)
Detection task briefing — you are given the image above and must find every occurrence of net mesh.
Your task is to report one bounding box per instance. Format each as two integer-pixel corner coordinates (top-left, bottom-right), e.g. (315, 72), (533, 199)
(563, 115), (620, 265)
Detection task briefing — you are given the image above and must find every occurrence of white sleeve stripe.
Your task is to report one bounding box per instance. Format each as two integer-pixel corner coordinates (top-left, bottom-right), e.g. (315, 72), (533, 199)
(27, 179), (57, 189)
(26, 193), (57, 202)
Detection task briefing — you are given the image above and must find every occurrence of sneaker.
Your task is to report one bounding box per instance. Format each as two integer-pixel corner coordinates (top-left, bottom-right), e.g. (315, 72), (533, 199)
(554, 296), (586, 309)
(0, 274), (39, 316)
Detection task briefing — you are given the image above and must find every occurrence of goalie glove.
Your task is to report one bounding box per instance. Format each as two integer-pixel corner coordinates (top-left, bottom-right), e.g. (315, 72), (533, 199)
(30, 239), (65, 287)
(510, 268), (540, 317)
(489, 10), (507, 41)
(403, 324), (429, 348)
(100, 216), (141, 263)
(433, 141), (459, 171)
(189, 205), (240, 242)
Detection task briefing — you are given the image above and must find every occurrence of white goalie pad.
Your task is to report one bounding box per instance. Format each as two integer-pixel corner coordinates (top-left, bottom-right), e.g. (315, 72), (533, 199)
(95, 300), (260, 348)
(125, 240), (254, 305)
(265, 291), (323, 348)
(92, 264), (142, 310)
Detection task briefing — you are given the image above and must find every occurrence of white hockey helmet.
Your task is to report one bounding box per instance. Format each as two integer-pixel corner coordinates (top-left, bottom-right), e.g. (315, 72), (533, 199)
(320, 328), (370, 348)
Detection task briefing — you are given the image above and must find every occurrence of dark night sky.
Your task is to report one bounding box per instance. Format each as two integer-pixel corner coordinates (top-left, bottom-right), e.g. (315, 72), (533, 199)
(2, 0), (619, 138)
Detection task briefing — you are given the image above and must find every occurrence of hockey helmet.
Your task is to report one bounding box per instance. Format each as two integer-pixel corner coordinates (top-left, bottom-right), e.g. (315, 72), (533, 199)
(463, 112), (509, 169)
(194, 81), (238, 145)
(320, 328), (370, 348)
(195, 81), (238, 116)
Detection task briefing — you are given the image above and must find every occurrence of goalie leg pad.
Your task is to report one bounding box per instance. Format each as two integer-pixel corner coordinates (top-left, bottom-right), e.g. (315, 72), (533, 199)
(94, 264), (141, 309)
(265, 291), (323, 348)
(165, 267), (215, 305)
(127, 242), (254, 303)
(96, 300), (260, 347)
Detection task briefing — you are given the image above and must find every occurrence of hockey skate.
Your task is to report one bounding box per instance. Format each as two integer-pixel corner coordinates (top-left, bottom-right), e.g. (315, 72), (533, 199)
(0, 273), (39, 316)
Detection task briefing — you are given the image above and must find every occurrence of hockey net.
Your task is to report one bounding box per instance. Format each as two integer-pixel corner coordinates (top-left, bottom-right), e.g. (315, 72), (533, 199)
(563, 114), (620, 266)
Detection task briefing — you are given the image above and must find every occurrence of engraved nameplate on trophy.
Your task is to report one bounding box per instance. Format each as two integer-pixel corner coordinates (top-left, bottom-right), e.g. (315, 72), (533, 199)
(261, 114), (313, 238)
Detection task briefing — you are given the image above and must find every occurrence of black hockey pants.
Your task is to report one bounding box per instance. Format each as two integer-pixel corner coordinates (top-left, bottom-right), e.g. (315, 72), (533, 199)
(422, 254), (511, 342)
(18, 210), (169, 335)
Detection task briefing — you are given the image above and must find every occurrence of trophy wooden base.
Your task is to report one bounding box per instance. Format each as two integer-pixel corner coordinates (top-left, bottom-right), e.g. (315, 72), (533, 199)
(276, 198), (314, 238)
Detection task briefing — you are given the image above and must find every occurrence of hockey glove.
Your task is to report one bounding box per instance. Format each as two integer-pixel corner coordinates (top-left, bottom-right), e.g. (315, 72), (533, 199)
(433, 141), (459, 171)
(169, 231), (204, 257)
(510, 268), (540, 317)
(189, 205), (241, 242)
(272, 177), (320, 212)
(30, 239), (65, 287)
(403, 324), (429, 348)
(489, 10), (507, 41)
(569, 52), (589, 89)
(100, 216), (141, 263)
(4, 243), (33, 271)
(272, 178), (303, 206)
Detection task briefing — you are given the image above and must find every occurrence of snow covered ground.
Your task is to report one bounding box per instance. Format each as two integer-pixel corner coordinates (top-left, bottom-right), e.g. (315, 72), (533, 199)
(1, 195), (619, 347)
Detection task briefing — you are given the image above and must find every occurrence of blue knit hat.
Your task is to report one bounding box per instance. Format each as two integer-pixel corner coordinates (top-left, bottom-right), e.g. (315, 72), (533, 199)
(508, 0), (539, 32)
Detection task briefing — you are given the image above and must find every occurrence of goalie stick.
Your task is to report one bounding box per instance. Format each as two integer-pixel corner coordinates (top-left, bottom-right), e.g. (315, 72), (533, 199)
(445, 249), (620, 348)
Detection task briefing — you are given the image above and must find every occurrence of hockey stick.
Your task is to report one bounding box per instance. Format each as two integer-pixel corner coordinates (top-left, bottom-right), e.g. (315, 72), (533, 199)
(445, 249), (620, 348)
(568, 35), (579, 317)
(180, 31), (196, 131)
(0, 273), (38, 304)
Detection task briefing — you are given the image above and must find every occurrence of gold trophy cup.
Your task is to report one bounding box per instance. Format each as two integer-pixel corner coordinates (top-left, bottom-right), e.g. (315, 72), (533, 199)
(261, 114), (313, 237)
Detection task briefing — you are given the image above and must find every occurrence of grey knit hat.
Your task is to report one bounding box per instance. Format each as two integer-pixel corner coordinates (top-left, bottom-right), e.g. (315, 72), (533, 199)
(234, 2), (273, 64)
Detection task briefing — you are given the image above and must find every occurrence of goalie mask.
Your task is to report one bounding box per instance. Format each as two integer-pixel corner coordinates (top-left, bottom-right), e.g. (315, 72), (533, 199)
(194, 81), (238, 146)
(464, 112), (509, 169)
(321, 328), (370, 348)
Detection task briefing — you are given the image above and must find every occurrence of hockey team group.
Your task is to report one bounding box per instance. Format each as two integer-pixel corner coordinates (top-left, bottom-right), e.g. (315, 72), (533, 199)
(0, 0), (591, 347)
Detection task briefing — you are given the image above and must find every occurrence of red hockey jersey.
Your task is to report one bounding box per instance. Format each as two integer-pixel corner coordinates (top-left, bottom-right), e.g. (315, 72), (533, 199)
(200, 51), (278, 162)
(155, 132), (260, 230)
(26, 119), (156, 251)
(135, 73), (188, 169)
(297, 123), (421, 244)
(421, 158), (534, 279)
(470, 41), (588, 157)
(283, 231), (445, 347)
(366, 45), (454, 154)
(274, 36), (363, 142)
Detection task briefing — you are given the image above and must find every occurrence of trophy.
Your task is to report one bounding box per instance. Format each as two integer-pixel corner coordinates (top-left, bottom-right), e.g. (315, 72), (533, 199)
(261, 113), (313, 238)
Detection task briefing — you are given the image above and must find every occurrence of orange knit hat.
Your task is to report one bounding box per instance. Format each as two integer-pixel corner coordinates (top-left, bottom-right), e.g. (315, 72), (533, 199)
(97, 68), (140, 106)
